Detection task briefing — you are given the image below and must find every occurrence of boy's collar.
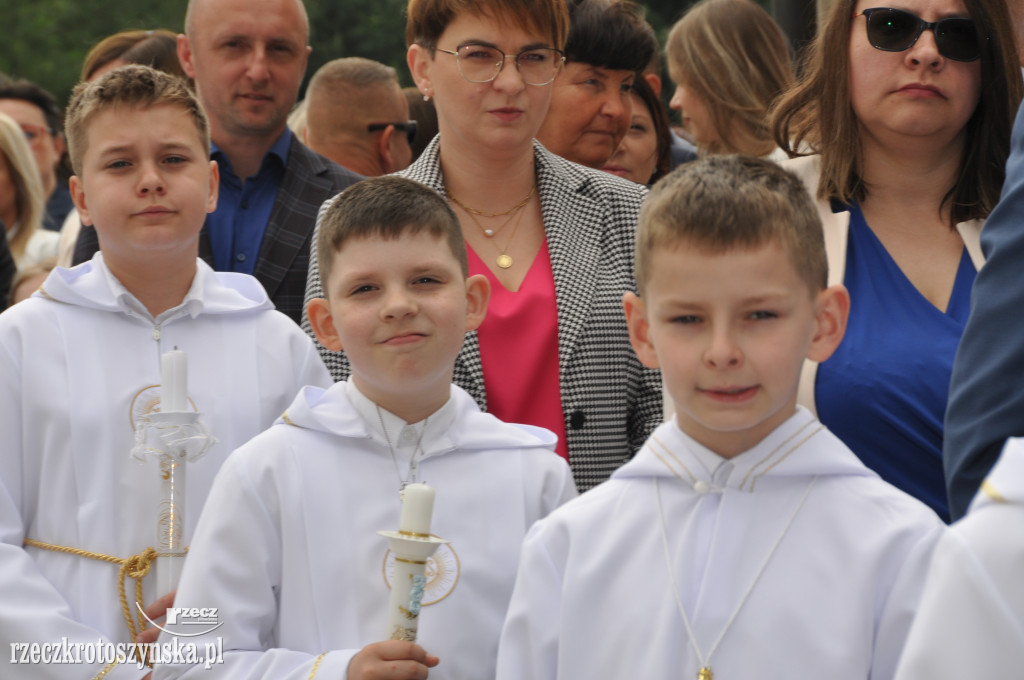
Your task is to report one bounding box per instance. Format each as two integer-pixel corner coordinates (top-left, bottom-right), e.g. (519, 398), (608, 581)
(345, 380), (457, 459)
(98, 252), (205, 323)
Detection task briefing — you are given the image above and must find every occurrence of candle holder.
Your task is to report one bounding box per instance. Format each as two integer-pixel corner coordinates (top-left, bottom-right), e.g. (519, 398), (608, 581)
(131, 410), (215, 594)
(377, 529), (448, 642)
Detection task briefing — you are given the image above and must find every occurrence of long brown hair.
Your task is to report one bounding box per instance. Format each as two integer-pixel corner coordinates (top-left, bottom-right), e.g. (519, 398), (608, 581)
(771, 0), (1022, 226)
(667, 0), (794, 157)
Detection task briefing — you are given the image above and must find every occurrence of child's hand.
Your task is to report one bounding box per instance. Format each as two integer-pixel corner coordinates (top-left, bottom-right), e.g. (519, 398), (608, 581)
(136, 590), (176, 645)
(347, 640), (440, 679)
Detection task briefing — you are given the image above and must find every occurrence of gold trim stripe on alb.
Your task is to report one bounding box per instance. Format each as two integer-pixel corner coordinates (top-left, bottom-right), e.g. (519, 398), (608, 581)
(394, 556), (427, 565)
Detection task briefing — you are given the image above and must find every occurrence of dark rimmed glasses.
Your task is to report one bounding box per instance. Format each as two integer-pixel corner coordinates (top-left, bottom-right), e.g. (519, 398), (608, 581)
(853, 8), (981, 62)
(435, 43), (565, 86)
(367, 120), (418, 144)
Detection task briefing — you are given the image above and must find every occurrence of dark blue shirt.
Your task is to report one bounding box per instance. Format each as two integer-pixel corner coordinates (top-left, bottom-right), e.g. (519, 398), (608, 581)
(207, 129), (291, 275)
(816, 203), (975, 522)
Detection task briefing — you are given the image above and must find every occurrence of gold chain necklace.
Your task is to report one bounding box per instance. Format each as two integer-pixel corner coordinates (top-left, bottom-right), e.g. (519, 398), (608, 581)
(448, 185), (536, 269)
(448, 184), (536, 220)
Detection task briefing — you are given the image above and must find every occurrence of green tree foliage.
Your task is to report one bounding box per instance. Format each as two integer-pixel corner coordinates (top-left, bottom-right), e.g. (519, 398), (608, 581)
(0, 0), (696, 113)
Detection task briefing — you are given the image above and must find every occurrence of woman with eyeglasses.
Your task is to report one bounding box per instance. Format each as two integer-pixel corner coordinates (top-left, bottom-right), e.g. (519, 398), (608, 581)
(303, 0), (662, 492)
(771, 0), (1022, 522)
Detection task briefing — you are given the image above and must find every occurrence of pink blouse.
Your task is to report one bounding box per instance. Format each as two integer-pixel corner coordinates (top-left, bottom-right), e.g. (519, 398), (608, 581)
(469, 242), (568, 460)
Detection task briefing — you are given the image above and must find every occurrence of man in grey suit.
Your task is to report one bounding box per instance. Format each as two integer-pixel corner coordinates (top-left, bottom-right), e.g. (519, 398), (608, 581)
(73, 0), (362, 324)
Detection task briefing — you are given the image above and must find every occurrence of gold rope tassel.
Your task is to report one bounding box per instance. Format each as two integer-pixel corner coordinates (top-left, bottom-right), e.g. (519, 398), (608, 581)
(23, 538), (159, 666)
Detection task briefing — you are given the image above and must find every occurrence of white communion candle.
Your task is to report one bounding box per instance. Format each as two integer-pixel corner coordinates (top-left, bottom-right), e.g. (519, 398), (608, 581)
(399, 483), (435, 537)
(161, 349), (188, 413)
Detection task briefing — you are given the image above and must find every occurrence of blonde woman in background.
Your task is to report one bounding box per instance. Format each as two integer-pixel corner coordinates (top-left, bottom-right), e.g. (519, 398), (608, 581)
(666, 0), (793, 158)
(0, 113), (57, 270)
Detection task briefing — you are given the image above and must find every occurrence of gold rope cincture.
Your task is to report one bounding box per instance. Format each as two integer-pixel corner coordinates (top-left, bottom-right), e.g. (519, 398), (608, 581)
(308, 652), (327, 679)
(23, 537), (186, 666)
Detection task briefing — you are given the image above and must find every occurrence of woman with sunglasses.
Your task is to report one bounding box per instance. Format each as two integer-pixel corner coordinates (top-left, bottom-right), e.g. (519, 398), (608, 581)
(771, 0), (1021, 522)
(303, 0), (662, 492)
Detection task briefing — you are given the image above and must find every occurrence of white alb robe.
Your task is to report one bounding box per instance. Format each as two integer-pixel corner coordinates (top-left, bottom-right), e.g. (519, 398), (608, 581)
(497, 407), (945, 680)
(153, 380), (577, 680)
(0, 254), (330, 679)
(894, 437), (1024, 679)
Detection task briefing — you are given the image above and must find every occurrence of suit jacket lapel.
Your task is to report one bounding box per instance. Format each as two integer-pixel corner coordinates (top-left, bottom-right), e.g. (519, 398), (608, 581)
(254, 137), (333, 302)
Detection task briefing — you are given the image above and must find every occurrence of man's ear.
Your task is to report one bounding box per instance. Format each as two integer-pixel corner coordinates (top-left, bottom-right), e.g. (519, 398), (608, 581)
(623, 291), (660, 369)
(306, 297), (344, 351)
(377, 124), (397, 174)
(806, 284), (850, 363)
(206, 160), (220, 214)
(463, 274), (490, 332)
(177, 34), (197, 79)
(69, 175), (92, 226)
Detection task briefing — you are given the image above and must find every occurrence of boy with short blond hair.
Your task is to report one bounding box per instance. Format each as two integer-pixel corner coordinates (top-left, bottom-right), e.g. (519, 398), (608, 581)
(155, 175), (576, 680)
(0, 65), (329, 679)
(496, 155), (945, 680)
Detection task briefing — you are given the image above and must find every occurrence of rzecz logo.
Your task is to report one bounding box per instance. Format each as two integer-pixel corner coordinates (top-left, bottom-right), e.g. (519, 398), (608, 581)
(137, 605), (224, 637)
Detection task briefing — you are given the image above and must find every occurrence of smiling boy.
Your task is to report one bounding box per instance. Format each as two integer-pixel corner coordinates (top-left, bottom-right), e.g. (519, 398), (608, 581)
(155, 176), (576, 680)
(496, 155), (945, 680)
(0, 66), (329, 679)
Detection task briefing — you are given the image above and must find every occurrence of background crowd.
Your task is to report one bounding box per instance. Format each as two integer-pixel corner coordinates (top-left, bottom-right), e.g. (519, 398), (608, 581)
(3, 0), (1024, 674)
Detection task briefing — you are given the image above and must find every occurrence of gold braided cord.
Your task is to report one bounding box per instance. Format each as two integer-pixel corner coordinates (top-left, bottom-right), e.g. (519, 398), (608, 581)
(309, 652), (328, 679)
(23, 537), (177, 665)
(92, 659), (121, 680)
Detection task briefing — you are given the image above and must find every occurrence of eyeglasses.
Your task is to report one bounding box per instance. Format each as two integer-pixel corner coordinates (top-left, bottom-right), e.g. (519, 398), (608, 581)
(367, 120), (418, 144)
(853, 8), (980, 62)
(435, 43), (565, 86)
(20, 122), (55, 145)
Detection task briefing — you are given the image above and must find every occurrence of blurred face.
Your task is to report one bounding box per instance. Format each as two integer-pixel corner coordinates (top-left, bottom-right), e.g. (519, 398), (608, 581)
(537, 62), (635, 168)
(849, 0), (982, 147)
(69, 104), (218, 270)
(0, 151), (16, 228)
(602, 91), (659, 184)
(309, 231), (489, 417)
(625, 241), (842, 457)
(0, 98), (62, 198)
(408, 11), (557, 156)
(178, 0), (311, 143)
(669, 81), (717, 149)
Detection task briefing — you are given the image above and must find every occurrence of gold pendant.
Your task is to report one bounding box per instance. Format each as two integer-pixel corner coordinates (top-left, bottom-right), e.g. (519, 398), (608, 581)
(496, 254), (513, 269)
(697, 668), (713, 680)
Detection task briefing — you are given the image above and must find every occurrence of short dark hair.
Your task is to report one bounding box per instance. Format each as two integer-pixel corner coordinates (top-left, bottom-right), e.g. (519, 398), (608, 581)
(407, 0), (570, 51)
(563, 0), (657, 73)
(0, 76), (62, 135)
(636, 155), (826, 296)
(317, 176), (468, 291)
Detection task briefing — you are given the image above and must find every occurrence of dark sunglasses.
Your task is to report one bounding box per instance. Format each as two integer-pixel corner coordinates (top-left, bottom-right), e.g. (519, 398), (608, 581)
(854, 7), (981, 62)
(367, 120), (417, 144)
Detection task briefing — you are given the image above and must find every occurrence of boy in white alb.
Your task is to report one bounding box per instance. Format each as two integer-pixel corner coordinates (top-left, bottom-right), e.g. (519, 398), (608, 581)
(496, 155), (946, 680)
(154, 176), (576, 680)
(894, 437), (1024, 679)
(0, 67), (330, 679)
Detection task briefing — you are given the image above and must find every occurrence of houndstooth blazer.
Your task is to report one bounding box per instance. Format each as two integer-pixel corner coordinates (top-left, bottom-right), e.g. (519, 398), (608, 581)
(301, 138), (663, 491)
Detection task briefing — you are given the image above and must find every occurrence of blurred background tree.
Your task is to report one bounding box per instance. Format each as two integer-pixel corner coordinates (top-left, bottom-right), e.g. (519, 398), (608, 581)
(0, 0), (698, 110)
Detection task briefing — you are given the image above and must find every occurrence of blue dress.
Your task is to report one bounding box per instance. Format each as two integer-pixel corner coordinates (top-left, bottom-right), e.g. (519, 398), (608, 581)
(816, 204), (976, 522)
